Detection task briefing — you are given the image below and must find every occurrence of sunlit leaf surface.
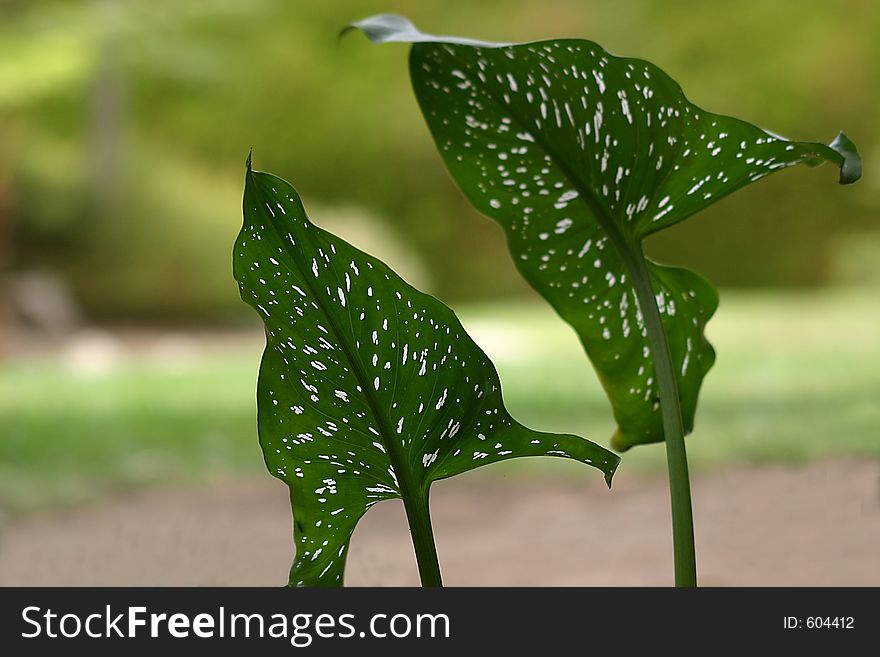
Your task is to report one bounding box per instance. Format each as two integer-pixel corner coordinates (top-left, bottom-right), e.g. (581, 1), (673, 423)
(349, 14), (861, 450)
(234, 163), (618, 585)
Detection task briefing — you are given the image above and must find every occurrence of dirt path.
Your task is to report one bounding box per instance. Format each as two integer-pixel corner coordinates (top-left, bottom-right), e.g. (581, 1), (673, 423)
(1, 459), (877, 586)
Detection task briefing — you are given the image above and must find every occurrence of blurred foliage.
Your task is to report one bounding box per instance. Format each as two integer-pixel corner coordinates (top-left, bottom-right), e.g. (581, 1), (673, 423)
(1, 0), (877, 321)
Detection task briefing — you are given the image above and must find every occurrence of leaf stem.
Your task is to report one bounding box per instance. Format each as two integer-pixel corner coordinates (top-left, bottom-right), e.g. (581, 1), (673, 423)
(401, 486), (443, 587)
(625, 245), (697, 587)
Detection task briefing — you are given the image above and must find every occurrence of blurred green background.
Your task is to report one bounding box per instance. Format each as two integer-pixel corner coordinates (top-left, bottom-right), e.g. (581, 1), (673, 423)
(1, 0), (877, 513)
(3, 0), (879, 318)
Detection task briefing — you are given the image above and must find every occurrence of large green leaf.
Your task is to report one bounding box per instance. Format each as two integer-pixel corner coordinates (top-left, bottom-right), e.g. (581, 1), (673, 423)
(348, 14), (861, 451)
(234, 160), (618, 586)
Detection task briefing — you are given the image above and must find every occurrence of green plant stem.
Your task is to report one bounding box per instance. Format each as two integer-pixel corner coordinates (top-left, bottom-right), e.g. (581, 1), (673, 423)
(401, 486), (443, 587)
(625, 245), (697, 588)
(357, 381), (443, 587)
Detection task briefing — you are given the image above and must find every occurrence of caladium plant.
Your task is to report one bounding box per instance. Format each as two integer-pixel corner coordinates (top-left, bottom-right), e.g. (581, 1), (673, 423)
(347, 14), (862, 586)
(234, 157), (619, 586)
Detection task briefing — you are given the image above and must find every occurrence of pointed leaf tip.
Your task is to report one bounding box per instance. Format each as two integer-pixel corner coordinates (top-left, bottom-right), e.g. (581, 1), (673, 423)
(246, 148), (253, 172)
(830, 132), (862, 185)
(604, 461), (618, 489)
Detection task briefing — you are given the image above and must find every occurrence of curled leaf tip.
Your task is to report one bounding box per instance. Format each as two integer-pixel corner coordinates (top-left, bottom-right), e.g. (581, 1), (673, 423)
(342, 14), (419, 44)
(337, 24), (356, 42)
(829, 132), (862, 185)
(344, 14), (499, 47)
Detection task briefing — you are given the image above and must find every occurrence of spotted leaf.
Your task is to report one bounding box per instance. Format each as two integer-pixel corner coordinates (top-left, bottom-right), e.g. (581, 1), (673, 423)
(349, 14), (861, 450)
(234, 162), (619, 586)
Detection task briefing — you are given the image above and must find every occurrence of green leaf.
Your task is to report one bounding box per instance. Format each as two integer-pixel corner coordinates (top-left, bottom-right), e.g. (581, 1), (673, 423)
(348, 14), (862, 450)
(234, 161), (619, 586)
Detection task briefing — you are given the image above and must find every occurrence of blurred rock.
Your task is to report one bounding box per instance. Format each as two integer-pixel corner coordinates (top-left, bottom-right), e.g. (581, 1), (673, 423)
(62, 329), (125, 376)
(7, 270), (81, 339)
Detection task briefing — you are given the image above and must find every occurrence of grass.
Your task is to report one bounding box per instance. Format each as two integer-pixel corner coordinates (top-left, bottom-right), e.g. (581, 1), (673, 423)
(0, 354), (262, 513)
(1, 289), (878, 514)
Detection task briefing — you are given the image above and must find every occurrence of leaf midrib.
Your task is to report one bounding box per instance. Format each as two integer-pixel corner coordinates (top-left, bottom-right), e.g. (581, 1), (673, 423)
(248, 171), (421, 500)
(419, 43), (652, 319)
